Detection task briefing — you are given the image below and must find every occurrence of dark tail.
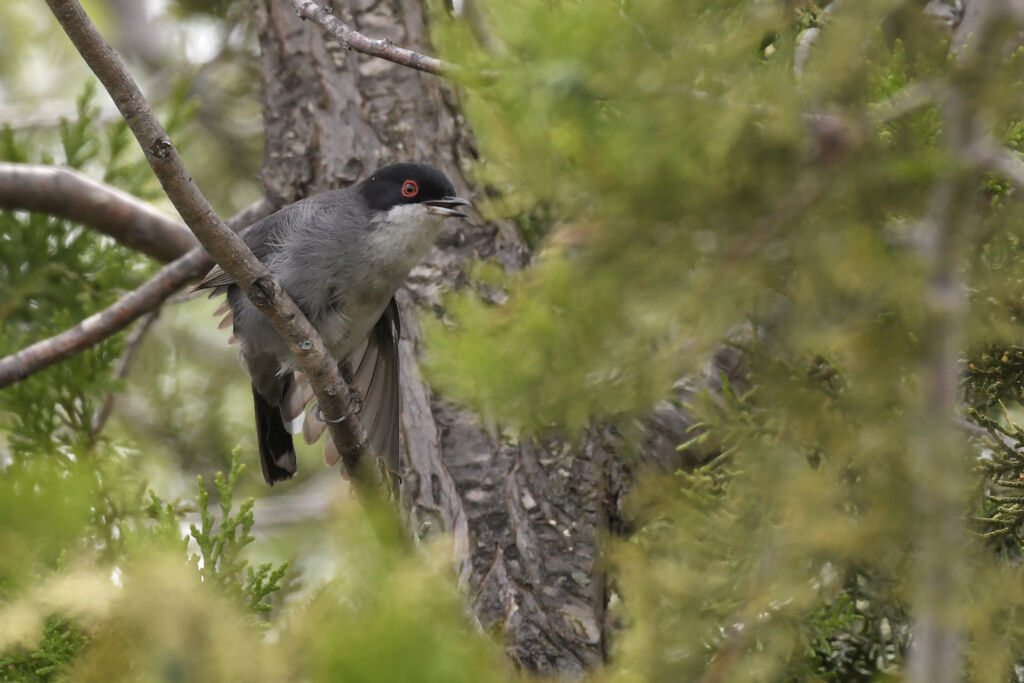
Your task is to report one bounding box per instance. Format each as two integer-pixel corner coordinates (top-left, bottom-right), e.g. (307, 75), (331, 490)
(252, 383), (296, 486)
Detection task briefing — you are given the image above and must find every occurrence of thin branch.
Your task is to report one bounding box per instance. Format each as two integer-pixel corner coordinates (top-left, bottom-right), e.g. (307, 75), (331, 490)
(89, 308), (160, 440)
(0, 162), (198, 262)
(867, 80), (943, 127)
(793, 0), (846, 78)
(905, 93), (972, 683)
(0, 249), (205, 387)
(905, 2), (1022, 680)
(291, 0), (452, 77)
(0, 200), (270, 390)
(44, 0), (377, 489)
(970, 141), (1024, 191)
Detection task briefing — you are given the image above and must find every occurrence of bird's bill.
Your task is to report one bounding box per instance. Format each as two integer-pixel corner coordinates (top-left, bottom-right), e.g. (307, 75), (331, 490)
(424, 196), (471, 218)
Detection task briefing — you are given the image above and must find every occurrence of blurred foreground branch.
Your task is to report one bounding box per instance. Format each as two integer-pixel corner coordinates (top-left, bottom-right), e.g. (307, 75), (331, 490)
(907, 2), (1024, 680)
(971, 142), (1024, 191)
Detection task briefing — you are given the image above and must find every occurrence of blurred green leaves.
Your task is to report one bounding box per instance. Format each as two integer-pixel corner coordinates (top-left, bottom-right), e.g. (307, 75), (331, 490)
(423, 0), (1024, 680)
(5, 1), (1024, 681)
(291, 510), (511, 683)
(428, 1), (916, 429)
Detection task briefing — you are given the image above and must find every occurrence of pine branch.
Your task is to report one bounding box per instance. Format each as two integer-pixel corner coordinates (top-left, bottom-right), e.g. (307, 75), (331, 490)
(42, 0), (378, 486)
(0, 249), (205, 386)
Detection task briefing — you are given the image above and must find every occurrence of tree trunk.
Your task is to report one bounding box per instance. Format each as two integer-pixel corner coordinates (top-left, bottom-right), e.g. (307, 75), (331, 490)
(252, 0), (727, 673)
(254, 0), (610, 672)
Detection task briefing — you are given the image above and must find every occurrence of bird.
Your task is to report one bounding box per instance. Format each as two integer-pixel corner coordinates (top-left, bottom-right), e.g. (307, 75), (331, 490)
(194, 163), (471, 487)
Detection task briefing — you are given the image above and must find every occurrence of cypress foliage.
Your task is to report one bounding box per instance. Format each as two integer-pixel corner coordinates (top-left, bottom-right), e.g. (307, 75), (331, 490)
(3, 2), (1024, 681)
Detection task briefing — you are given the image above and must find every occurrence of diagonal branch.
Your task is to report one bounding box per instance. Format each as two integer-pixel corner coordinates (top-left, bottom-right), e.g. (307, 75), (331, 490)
(970, 141), (1024, 191)
(44, 0), (376, 487)
(0, 200), (271, 389)
(291, 0), (452, 77)
(0, 162), (198, 262)
(0, 249), (206, 387)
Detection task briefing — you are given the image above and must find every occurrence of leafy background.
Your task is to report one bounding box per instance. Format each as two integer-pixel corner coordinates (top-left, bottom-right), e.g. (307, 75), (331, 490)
(4, 1), (1024, 681)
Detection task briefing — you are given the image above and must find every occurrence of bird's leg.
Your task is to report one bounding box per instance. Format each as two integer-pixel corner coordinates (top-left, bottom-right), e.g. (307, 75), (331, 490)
(312, 362), (365, 422)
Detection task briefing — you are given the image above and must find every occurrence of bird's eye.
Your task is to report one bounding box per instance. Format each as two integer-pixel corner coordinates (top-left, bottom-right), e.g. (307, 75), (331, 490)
(401, 180), (419, 198)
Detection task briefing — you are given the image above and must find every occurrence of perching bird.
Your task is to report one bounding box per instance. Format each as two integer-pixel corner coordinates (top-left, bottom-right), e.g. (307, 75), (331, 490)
(194, 163), (471, 486)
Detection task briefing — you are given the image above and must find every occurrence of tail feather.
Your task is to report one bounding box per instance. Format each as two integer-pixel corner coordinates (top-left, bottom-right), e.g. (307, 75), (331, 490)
(252, 383), (296, 486)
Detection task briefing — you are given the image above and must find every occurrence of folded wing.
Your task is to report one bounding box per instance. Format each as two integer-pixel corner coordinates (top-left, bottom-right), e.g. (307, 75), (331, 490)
(297, 298), (401, 485)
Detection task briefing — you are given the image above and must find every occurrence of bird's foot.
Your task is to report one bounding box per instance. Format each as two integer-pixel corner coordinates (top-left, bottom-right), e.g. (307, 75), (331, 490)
(312, 402), (347, 424)
(311, 388), (362, 423)
(347, 387), (364, 415)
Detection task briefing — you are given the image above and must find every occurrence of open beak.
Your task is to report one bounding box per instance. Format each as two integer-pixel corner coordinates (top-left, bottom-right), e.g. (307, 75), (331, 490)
(424, 196), (472, 218)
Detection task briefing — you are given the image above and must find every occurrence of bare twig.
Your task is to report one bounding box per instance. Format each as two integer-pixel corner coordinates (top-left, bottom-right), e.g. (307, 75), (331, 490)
(89, 309), (160, 440)
(44, 0), (376, 487)
(0, 199), (270, 389)
(0, 162), (198, 262)
(291, 0), (453, 77)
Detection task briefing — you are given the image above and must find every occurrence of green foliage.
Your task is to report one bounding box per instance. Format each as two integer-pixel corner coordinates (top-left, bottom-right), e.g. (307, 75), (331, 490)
(428, 1), (954, 429)
(0, 460), (96, 590)
(423, 1), (1024, 680)
(1, 98), (138, 453)
(0, 81), (201, 456)
(7, 1), (1024, 681)
(188, 450), (289, 616)
(0, 617), (89, 683)
(0, 80), (287, 678)
(289, 506), (511, 683)
(969, 404), (1024, 557)
(0, 84), (155, 681)
(610, 349), (920, 681)
(0, 455), (509, 682)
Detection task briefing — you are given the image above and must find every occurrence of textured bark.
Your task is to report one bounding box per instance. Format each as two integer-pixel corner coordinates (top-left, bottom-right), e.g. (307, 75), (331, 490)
(253, 0), (712, 673)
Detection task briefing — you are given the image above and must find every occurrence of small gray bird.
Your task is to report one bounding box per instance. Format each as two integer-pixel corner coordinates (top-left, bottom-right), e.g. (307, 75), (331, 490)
(195, 163), (470, 486)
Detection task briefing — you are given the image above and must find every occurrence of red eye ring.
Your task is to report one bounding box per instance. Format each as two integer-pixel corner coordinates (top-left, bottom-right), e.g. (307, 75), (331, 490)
(401, 180), (419, 198)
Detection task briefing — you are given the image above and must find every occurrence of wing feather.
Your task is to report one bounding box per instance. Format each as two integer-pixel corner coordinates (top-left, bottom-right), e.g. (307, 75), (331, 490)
(192, 210), (290, 293)
(300, 299), (402, 480)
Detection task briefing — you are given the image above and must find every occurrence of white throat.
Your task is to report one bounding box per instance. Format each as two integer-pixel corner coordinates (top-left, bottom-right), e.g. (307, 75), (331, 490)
(367, 203), (444, 266)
